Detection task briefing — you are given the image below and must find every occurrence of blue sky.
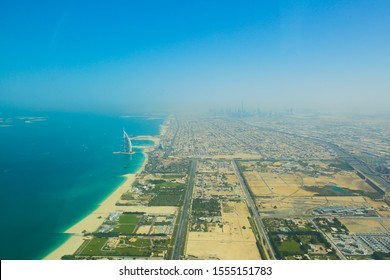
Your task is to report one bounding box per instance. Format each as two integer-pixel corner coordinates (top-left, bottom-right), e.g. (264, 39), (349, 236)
(0, 0), (389, 114)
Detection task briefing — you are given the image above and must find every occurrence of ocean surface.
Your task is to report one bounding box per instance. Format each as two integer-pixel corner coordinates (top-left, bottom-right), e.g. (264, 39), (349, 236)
(0, 112), (164, 259)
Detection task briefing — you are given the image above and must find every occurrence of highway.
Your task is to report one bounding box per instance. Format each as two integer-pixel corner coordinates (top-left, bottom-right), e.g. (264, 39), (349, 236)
(232, 160), (276, 260)
(312, 139), (390, 193)
(240, 119), (390, 194)
(171, 159), (197, 260)
(164, 116), (179, 158)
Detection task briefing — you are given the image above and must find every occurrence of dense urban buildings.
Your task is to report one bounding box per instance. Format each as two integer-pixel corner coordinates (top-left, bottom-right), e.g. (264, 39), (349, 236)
(61, 113), (390, 260)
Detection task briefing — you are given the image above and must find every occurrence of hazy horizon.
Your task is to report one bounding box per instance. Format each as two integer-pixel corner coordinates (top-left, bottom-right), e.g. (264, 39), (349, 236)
(1, 0), (389, 115)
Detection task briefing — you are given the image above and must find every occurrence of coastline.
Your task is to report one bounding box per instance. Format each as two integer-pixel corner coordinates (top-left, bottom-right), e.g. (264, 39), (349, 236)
(44, 143), (154, 260)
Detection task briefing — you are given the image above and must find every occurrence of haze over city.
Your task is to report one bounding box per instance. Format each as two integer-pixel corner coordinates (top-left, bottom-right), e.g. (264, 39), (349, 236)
(1, 0), (389, 114)
(1, 0), (390, 264)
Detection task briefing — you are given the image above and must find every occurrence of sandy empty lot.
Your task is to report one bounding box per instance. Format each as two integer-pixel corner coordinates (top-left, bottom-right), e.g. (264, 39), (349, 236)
(226, 174), (239, 184)
(303, 176), (335, 186)
(245, 171), (316, 197)
(186, 201), (260, 260)
(333, 174), (377, 192)
(340, 219), (388, 233)
(136, 225), (151, 234)
(185, 237), (260, 260)
(245, 171), (273, 196)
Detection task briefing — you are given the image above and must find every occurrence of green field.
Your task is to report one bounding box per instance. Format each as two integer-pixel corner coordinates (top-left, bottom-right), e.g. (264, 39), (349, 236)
(303, 185), (382, 199)
(329, 161), (354, 171)
(278, 240), (302, 255)
(114, 246), (151, 256)
(112, 224), (137, 234)
(79, 237), (152, 257)
(149, 193), (182, 206)
(125, 238), (151, 247)
(161, 174), (185, 179)
(119, 214), (141, 224)
(155, 182), (184, 188)
(120, 192), (136, 200)
(79, 238), (107, 256)
(148, 187), (184, 206)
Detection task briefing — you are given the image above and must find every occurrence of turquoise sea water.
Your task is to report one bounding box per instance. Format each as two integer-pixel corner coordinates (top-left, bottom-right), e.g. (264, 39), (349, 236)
(0, 112), (163, 259)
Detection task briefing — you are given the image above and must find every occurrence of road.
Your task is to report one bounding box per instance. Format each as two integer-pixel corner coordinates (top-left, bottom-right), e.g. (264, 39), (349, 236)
(171, 159), (197, 260)
(311, 219), (346, 260)
(232, 160), (276, 260)
(239, 119), (390, 193)
(312, 139), (390, 193)
(164, 116), (179, 158)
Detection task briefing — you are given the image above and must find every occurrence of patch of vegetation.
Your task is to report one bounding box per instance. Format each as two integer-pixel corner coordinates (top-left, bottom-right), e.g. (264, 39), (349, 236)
(372, 251), (390, 260)
(61, 255), (77, 260)
(270, 232), (334, 259)
(238, 164), (248, 171)
(124, 238), (151, 246)
(149, 179), (166, 185)
(314, 217), (349, 234)
(79, 237), (152, 257)
(118, 214), (141, 224)
(146, 156), (190, 174)
(111, 224), (137, 234)
(161, 174), (185, 179)
(286, 219), (314, 232)
(263, 218), (314, 233)
(192, 198), (221, 216)
(154, 221), (171, 226)
(79, 238), (107, 256)
(154, 182), (184, 188)
(120, 192), (136, 200)
(329, 162), (354, 171)
(114, 246), (151, 256)
(151, 238), (170, 256)
(148, 186), (185, 206)
(303, 185), (383, 199)
(311, 254), (339, 260)
(256, 239), (268, 260)
(265, 218), (337, 260)
(279, 240), (302, 255)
